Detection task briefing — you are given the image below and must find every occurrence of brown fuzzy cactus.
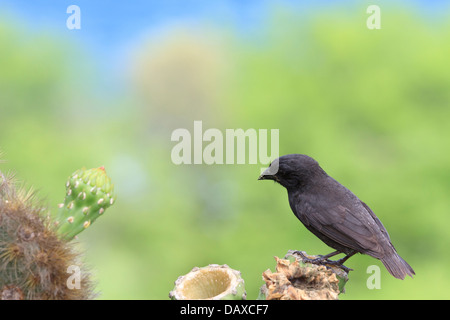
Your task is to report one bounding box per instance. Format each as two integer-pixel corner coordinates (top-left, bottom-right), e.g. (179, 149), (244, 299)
(260, 254), (347, 300)
(0, 171), (95, 300)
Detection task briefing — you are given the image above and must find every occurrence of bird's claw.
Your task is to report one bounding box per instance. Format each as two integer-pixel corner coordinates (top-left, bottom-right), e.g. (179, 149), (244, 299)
(323, 258), (353, 273)
(293, 250), (353, 273)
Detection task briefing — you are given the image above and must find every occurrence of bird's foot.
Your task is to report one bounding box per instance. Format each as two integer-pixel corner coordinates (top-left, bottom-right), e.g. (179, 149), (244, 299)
(322, 258), (353, 273)
(293, 250), (353, 273)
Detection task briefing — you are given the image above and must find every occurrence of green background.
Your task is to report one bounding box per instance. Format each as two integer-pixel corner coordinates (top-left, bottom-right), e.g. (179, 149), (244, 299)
(0, 2), (449, 299)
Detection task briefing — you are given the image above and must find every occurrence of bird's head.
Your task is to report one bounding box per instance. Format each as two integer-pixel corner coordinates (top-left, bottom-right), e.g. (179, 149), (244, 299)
(258, 154), (324, 190)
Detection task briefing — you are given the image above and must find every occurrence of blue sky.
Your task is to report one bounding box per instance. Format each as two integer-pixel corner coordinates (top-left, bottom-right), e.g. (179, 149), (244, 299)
(1, 0), (447, 93)
(1, 1), (272, 49)
(0, 1), (274, 73)
(1, 0), (447, 56)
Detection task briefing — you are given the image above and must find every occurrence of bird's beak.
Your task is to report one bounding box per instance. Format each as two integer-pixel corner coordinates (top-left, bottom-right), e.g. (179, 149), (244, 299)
(258, 167), (277, 181)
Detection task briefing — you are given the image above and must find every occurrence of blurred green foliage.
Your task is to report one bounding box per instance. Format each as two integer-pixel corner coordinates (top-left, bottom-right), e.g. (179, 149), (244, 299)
(0, 4), (449, 299)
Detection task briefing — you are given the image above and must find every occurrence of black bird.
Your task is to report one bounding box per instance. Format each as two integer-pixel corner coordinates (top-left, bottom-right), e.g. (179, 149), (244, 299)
(258, 154), (414, 279)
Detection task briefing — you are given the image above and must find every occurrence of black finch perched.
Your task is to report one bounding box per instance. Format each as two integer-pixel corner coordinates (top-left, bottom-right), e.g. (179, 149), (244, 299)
(258, 154), (415, 280)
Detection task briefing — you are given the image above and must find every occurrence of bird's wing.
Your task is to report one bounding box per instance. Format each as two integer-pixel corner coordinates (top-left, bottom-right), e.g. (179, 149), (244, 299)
(296, 191), (388, 258)
(360, 201), (391, 243)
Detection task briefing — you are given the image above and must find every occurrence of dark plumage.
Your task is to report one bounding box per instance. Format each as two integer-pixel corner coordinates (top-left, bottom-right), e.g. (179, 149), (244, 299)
(258, 154), (414, 279)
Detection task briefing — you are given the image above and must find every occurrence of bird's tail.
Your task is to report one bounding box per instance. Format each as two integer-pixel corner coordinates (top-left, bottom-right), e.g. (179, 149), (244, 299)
(381, 252), (415, 280)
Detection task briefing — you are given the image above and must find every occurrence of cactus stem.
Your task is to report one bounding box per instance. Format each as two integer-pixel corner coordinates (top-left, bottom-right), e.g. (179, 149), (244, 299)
(56, 167), (115, 241)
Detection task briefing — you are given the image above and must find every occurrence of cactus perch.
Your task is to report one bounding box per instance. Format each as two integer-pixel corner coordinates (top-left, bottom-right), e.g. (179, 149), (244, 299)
(258, 250), (349, 300)
(169, 264), (246, 300)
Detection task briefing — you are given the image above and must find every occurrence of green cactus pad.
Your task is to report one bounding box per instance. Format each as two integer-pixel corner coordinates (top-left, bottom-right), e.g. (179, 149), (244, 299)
(56, 166), (116, 241)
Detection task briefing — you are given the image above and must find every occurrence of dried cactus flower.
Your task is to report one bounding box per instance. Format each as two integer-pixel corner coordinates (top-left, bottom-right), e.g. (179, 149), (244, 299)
(169, 264), (246, 300)
(0, 171), (94, 300)
(260, 254), (346, 300)
(285, 250), (349, 292)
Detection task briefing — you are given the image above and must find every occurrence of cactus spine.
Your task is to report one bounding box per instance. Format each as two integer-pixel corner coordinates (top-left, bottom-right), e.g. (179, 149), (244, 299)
(0, 172), (94, 299)
(56, 167), (115, 241)
(0, 163), (116, 300)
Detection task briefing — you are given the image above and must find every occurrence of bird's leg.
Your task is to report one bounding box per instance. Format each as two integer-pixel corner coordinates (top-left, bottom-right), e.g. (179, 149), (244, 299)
(335, 251), (356, 265)
(293, 250), (340, 264)
(293, 250), (355, 273)
(317, 250), (342, 261)
(336, 251), (356, 270)
(322, 251), (356, 273)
